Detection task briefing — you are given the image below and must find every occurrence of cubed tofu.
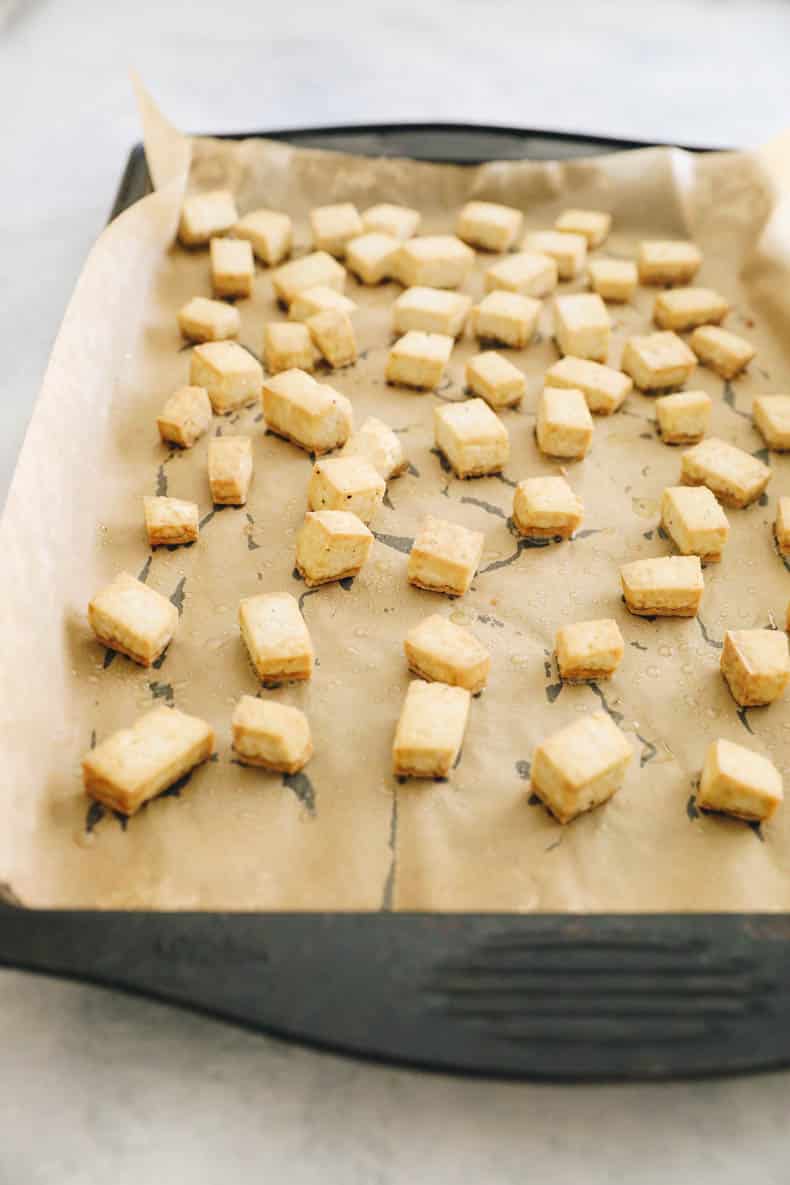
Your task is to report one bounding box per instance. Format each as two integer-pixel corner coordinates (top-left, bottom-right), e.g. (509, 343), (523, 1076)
(88, 571), (178, 666)
(653, 287), (729, 332)
(753, 396), (790, 451)
(536, 387), (594, 459)
(232, 696), (312, 773)
(553, 293), (611, 363)
(433, 398), (510, 478)
(588, 258), (638, 303)
(660, 485), (729, 563)
(82, 707), (214, 816)
(655, 390), (712, 444)
(512, 475), (583, 540)
(698, 738), (783, 823)
(484, 250), (558, 298)
(408, 515), (484, 597)
(392, 287), (471, 338)
(238, 591), (314, 683)
(522, 230), (586, 280)
(307, 455), (386, 524)
(345, 232), (400, 284)
(720, 629), (790, 707)
(157, 385), (212, 448)
(471, 291), (540, 349)
(271, 251), (346, 306)
(638, 240), (702, 286)
(262, 369), (353, 454)
(457, 200), (524, 252)
(143, 495), (199, 547)
(386, 331), (453, 391)
(544, 356), (631, 415)
(178, 189), (238, 247)
(555, 208), (611, 248)
(404, 613), (490, 693)
(466, 351), (526, 409)
(178, 296), (240, 343)
(681, 437), (771, 508)
(394, 235), (475, 289)
(263, 322), (318, 375)
(310, 202), (363, 257)
(690, 325), (755, 379)
(621, 331), (697, 392)
(392, 680), (471, 779)
(775, 496), (790, 556)
(190, 341), (262, 413)
(361, 202), (421, 241)
(620, 555), (703, 617)
(208, 436), (253, 506)
(341, 416), (407, 481)
(555, 619), (624, 682)
(288, 285), (357, 322)
(531, 711), (632, 823)
(233, 208), (293, 266)
(295, 510), (374, 586)
(306, 308), (358, 368)
(209, 237), (254, 299)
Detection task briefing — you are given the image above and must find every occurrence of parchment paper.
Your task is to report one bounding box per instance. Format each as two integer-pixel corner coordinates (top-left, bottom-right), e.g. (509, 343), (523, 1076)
(3, 87), (790, 911)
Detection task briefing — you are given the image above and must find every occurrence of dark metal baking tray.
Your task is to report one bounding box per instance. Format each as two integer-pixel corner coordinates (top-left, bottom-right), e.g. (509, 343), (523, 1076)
(4, 123), (779, 1085)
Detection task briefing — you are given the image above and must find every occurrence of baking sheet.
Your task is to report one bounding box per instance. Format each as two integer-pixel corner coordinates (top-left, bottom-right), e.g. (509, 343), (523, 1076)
(2, 88), (790, 912)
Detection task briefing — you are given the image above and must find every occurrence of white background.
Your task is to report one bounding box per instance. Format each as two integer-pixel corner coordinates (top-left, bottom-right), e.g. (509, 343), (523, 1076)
(2, 0), (790, 1180)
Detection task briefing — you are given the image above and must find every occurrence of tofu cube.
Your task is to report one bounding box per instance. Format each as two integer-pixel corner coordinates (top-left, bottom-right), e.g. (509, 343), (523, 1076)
(262, 369), (353, 454)
(690, 326), (755, 379)
(638, 240), (702, 286)
(345, 232), (399, 284)
(178, 189), (238, 247)
(392, 680), (471, 779)
(457, 200), (523, 252)
(588, 258), (638, 303)
(394, 235), (475, 289)
(307, 455), (386, 524)
(775, 496), (790, 556)
(404, 613), (490, 693)
(620, 555), (703, 618)
(143, 495), (199, 547)
(466, 351), (526, 409)
(288, 285), (357, 322)
(554, 293), (611, 363)
(263, 322), (317, 375)
(522, 230), (586, 279)
(82, 707), (214, 816)
(555, 619), (624, 683)
(555, 208), (611, 247)
(484, 250), (558, 298)
(471, 291), (540, 349)
(655, 390), (712, 444)
(536, 387), (594, 459)
(310, 203), (363, 257)
(720, 629), (790, 707)
(681, 437), (771, 508)
(306, 309), (358, 368)
(434, 398), (510, 478)
(209, 237), (254, 299)
(512, 475), (583, 540)
(753, 395), (790, 451)
(660, 485), (729, 563)
(621, 331), (697, 392)
(531, 711), (632, 824)
(232, 697), (312, 773)
(178, 296), (240, 343)
(295, 509), (373, 586)
(157, 385), (212, 448)
(362, 202), (421, 241)
(340, 416), (407, 481)
(393, 287), (471, 338)
(208, 436), (253, 505)
(408, 515), (484, 597)
(271, 251), (346, 306)
(544, 356), (631, 415)
(233, 208), (292, 266)
(190, 341), (262, 413)
(88, 571), (178, 666)
(698, 738), (783, 823)
(239, 592), (315, 683)
(386, 331), (453, 390)
(653, 287), (729, 332)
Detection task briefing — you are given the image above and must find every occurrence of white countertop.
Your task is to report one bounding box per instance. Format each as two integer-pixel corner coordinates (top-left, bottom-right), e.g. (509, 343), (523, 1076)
(3, 0), (790, 1179)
